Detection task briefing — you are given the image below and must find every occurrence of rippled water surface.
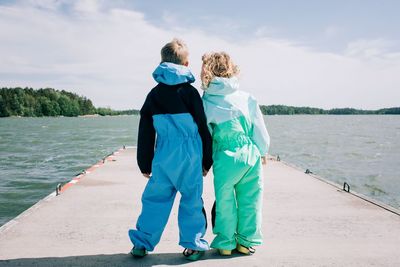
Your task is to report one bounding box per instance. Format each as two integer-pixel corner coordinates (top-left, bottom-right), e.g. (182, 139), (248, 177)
(266, 115), (400, 210)
(0, 116), (138, 226)
(0, 115), (399, 226)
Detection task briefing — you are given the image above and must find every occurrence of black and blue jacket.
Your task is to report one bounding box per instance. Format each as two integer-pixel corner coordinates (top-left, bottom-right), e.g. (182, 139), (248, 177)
(137, 62), (213, 174)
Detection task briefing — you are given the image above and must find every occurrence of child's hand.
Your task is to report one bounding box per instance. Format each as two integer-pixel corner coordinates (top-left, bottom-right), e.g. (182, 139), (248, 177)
(261, 156), (267, 165)
(142, 173), (151, 178)
(202, 168), (208, 177)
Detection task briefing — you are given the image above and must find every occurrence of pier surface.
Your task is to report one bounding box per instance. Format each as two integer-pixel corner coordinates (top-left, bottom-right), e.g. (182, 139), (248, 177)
(1, 147), (399, 266)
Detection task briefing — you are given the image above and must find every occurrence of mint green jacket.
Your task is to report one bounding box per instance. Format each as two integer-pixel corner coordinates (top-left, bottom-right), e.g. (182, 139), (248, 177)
(202, 77), (270, 155)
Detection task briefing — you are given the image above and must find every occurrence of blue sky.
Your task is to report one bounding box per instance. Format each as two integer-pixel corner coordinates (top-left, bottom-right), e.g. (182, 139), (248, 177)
(131, 0), (400, 52)
(0, 0), (399, 109)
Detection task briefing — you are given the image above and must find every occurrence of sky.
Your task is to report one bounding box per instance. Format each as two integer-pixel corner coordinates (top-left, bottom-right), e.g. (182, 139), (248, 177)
(0, 0), (399, 110)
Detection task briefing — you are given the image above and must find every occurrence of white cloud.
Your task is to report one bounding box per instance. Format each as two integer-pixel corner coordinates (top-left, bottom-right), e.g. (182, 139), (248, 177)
(254, 26), (279, 38)
(324, 25), (340, 39)
(1, 1), (399, 110)
(161, 10), (179, 26)
(345, 39), (396, 59)
(22, 0), (64, 10)
(74, 0), (98, 13)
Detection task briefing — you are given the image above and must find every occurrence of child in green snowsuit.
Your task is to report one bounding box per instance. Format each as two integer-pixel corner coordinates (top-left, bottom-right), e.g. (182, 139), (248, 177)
(201, 52), (270, 256)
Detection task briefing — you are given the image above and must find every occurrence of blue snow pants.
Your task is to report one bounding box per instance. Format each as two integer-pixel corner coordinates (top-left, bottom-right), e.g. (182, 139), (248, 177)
(129, 114), (209, 251)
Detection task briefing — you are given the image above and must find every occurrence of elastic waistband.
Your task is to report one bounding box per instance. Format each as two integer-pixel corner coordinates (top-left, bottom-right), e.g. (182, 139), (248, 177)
(213, 134), (253, 152)
(156, 134), (200, 142)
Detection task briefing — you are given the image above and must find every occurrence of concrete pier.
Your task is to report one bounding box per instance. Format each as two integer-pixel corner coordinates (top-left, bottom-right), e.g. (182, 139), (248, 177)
(0, 147), (399, 266)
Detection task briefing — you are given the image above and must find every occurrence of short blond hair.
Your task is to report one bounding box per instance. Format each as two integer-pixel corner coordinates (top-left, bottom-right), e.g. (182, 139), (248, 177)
(201, 52), (239, 88)
(161, 38), (189, 65)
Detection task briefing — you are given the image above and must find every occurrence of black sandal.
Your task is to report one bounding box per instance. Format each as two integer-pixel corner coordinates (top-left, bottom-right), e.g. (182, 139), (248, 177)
(183, 248), (205, 261)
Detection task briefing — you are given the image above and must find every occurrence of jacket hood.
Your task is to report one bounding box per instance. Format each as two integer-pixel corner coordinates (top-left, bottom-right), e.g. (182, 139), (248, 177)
(152, 62), (195, 85)
(203, 77), (239, 96)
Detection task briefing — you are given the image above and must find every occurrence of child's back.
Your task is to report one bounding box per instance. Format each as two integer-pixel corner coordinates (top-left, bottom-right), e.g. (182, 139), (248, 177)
(202, 76), (269, 156)
(137, 63), (212, 178)
(201, 52), (269, 255)
(129, 39), (212, 260)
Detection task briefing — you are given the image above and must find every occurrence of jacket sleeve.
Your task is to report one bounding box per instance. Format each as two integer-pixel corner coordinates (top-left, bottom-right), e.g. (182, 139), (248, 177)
(250, 96), (270, 155)
(202, 101), (214, 136)
(137, 94), (156, 174)
(188, 88), (213, 171)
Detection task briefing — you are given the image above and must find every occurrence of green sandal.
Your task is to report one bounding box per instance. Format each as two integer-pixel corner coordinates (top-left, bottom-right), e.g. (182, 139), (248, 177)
(130, 247), (148, 257)
(183, 248), (205, 261)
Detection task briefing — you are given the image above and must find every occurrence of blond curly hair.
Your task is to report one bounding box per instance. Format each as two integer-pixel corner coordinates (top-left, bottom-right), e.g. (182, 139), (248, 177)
(201, 52), (239, 88)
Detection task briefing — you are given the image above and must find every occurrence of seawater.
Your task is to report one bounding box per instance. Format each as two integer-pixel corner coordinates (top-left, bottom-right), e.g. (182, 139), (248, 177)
(0, 115), (399, 226)
(0, 116), (138, 226)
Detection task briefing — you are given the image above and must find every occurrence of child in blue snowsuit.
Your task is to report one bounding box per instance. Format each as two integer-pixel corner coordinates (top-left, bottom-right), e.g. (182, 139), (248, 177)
(128, 39), (213, 261)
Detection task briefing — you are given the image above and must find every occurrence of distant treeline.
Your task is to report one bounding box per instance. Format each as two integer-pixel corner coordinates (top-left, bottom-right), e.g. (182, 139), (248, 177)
(1, 87), (398, 117)
(96, 107), (139, 116)
(0, 87), (139, 117)
(260, 105), (400, 115)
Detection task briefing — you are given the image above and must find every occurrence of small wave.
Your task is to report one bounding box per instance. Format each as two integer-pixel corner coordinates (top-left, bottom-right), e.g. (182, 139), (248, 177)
(364, 183), (387, 196)
(42, 156), (55, 163)
(344, 152), (362, 157)
(366, 174), (381, 181)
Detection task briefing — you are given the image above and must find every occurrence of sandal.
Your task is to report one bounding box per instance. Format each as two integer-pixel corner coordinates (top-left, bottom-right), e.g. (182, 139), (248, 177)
(130, 246), (148, 257)
(236, 244), (256, 255)
(218, 249), (232, 256)
(183, 248), (205, 261)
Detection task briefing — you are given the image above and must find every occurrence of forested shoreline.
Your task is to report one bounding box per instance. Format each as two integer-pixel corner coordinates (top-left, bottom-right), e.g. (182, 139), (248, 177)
(0, 87), (138, 117)
(1, 87), (398, 117)
(259, 105), (400, 115)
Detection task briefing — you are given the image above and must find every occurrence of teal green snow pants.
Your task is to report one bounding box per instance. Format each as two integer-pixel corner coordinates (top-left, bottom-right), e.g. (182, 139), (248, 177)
(211, 143), (263, 250)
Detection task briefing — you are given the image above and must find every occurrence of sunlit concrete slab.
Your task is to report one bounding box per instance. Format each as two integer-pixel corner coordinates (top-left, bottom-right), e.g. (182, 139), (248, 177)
(0, 147), (399, 266)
